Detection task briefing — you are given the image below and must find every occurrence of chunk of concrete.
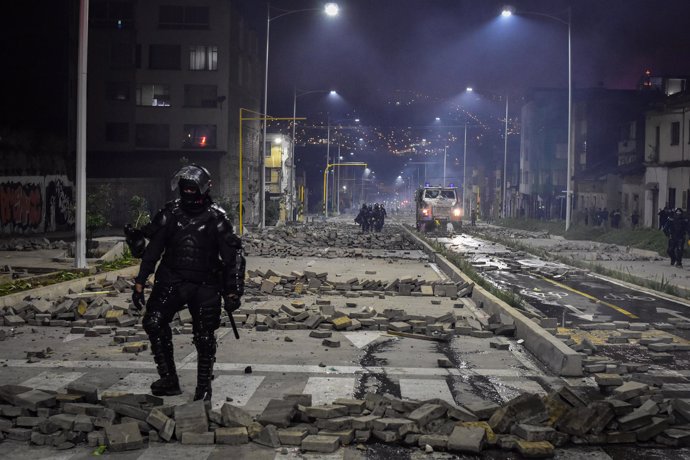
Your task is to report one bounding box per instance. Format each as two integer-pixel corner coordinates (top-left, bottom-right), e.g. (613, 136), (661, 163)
(105, 422), (144, 452)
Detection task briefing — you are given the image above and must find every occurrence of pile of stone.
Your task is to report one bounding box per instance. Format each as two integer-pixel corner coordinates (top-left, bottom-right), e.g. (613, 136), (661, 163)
(243, 224), (418, 257)
(0, 238), (68, 252)
(0, 277), (136, 329)
(246, 268), (473, 299)
(4, 377), (689, 456)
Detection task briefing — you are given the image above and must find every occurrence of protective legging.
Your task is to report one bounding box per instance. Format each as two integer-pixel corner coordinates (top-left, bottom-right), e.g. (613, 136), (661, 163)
(143, 281), (221, 395)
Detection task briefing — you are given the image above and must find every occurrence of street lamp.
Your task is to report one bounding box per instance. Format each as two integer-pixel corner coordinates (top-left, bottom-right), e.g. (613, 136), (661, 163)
(261, 3), (339, 228)
(501, 5), (572, 229)
(291, 88), (337, 221)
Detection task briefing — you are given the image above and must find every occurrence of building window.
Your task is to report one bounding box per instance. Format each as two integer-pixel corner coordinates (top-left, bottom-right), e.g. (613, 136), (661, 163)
(669, 187), (677, 209)
(671, 121), (680, 145)
(91, 0), (134, 29)
(136, 124), (169, 148)
(188, 46), (218, 71)
(184, 85), (218, 107)
(149, 44), (180, 70)
(105, 82), (130, 101)
(136, 84), (170, 107)
(110, 42), (134, 69)
(265, 168), (272, 183)
(159, 5), (210, 29)
(105, 123), (129, 142)
(264, 141), (273, 157)
(183, 125), (216, 148)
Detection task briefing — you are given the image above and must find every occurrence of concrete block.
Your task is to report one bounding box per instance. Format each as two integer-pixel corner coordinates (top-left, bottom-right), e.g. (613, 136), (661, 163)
(221, 404), (253, 429)
(613, 381), (649, 401)
(511, 424), (556, 442)
(174, 401), (208, 439)
(215, 426), (248, 445)
(105, 422), (144, 452)
(253, 424), (281, 447)
(302, 405), (349, 419)
(277, 428), (307, 445)
(407, 403), (446, 426)
(516, 440), (555, 457)
(180, 431), (214, 445)
(14, 389), (56, 410)
(257, 399), (296, 428)
(319, 429), (354, 445)
(372, 430), (399, 443)
(302, 434), (340, 453)
(448, 426), (486, 454)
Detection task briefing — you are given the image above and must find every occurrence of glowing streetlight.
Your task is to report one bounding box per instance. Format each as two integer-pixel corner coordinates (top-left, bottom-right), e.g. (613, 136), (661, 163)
(466, 87), (474, 92)
(262, 3), (339, 227)
(325, 3), (339, 16)
(501, 6), (514, 17)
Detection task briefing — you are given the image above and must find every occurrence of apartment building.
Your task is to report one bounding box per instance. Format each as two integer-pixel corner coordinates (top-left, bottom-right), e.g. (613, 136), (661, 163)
(86, 0), (262, 226)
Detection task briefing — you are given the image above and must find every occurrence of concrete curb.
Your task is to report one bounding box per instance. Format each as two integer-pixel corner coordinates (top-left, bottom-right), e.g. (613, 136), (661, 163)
(401, 226), (583, 377)
(0, 265), (139, 309)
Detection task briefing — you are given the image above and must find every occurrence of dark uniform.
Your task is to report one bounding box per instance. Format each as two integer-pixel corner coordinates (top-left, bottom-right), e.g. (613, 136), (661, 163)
(355, 204), (369, 232)
(663, 208), (689, 267)
(126, 165), (245, 401)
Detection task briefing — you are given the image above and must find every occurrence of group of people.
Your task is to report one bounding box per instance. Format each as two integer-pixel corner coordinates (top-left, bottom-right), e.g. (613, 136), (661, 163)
(584, 207), (627, 228)
(661, 206), (690, 267)
(354, 203), (387, 232)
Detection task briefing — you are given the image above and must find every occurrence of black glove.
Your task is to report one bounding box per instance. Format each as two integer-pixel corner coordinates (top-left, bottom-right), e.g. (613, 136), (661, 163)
(132, 286), (146, 310)
(223, 294), (241, 314)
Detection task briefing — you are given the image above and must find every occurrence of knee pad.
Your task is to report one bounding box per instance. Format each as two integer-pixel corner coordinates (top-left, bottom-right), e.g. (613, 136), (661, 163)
(193, 331), (217, 356)
(143, 310), (168, 337)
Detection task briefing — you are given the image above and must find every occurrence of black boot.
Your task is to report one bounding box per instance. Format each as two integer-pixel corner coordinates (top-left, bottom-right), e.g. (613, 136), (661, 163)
(151, 374), (182, 396)
(149, 329), (182, 396)
(193, 333), (216, 401)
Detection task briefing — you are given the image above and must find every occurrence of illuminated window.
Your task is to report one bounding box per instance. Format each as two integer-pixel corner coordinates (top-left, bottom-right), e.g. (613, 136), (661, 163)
(136, 84), (170, 107)
(189, 45), (218, 71)
(183, 125), (216, 148)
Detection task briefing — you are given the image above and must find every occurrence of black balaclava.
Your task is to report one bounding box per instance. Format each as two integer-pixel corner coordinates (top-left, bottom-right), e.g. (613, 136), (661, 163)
(171, 165), (212, 213)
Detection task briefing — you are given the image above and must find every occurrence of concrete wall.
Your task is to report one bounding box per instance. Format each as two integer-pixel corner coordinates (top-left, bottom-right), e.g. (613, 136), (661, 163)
(0, 175), (75, 234)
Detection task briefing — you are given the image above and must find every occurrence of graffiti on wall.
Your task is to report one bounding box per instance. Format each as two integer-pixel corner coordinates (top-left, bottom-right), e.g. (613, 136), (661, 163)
(0, 176), (75, 234)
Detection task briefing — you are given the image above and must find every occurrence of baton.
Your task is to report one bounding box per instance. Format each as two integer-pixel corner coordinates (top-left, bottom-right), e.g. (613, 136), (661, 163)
(228, 309), (240, 339)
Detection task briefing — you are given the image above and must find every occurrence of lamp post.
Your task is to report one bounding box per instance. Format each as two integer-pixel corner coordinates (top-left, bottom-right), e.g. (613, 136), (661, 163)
(291, 88), (336, 221)
(261, 3), (339, 228)
(501, 6), (572, 230)
(502, 95), (509, 218)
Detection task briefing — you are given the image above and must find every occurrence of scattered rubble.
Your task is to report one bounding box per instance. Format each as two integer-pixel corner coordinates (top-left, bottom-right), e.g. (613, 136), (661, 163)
(1, 376), (689, 455)
(243, 224), (419, 258)
(0, 238), (68, 252)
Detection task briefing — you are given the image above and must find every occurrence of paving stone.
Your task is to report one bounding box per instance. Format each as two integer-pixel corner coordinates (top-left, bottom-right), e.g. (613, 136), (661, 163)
(352, 414), (379, 430)
(318, 428), (355, 445)
(418, 434), (448, 449)
(49, 413), (76, 431)
(371, 417), (416, 435)
(181, 431), (215, 445)
(14, 389), (56, 410)
(74, 414), (94, 432)
(447, 426), (486, 454)
(595, 373), (623, 387)
(302, 434), (340, 453)
(618, 410), (653, 431)
(316, 416), (354, 431)
(277, 428), (308, 446)
(220, 403), (254, 428)
(511, 424), (556, 442)
(407, 403), (447, 426)
(612, 381), (649, 401)
(372, 430), (399, 443)
(105, 422), (144, 452)
(515, 440), (555, 457)
(606, 431), (637, 444)
(464, 400), (500, 420)
(214, 426), (248, 445)
(322, 338), (341, 347)
(636, 416), (670, 441)
(332, 398), (365, 415)
(257, 399), (296, 428)
(253, 424), (281, 447)
(65, 382), (99, 404)
(174, 400), (208, 439)
(302, 405), (349, 419)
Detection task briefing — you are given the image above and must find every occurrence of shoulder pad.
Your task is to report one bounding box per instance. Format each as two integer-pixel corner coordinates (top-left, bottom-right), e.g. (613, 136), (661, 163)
(216, 213), (234, 235)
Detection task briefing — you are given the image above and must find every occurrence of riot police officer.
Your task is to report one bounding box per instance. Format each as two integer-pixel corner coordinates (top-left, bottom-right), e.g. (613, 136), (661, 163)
(663, 208), (689, 267)
(126, 165), (245, 401)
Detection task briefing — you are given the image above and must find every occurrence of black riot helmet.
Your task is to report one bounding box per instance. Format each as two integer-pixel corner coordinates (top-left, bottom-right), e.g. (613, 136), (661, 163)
(171, 164), (212, 212)
(676, 208), (683, 215)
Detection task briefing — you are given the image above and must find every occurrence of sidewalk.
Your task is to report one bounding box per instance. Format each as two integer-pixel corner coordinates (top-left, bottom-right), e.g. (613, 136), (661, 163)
(478, 223), (690, 296)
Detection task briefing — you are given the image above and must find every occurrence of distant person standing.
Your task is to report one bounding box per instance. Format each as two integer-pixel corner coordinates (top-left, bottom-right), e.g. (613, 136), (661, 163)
(631, 209), (639, 228)
(663, 208), (689, 267)
(659, 205), (671, 230)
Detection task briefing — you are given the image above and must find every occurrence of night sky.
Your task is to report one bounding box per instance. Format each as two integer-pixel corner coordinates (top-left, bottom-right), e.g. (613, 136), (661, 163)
(238, 0), (690, 117)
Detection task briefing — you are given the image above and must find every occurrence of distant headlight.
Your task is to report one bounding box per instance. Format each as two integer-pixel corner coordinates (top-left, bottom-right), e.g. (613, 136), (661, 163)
(452, 208), (461, 217)
(422, 208), (430, 216)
